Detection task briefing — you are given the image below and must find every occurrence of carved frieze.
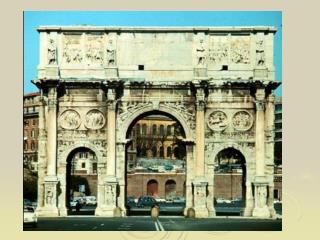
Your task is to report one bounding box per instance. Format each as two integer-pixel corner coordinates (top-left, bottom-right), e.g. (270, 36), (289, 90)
(86, 35), (104, 66)
(85, 110), (105, 130)
(230, 36), (250, 64)
(206, 131), (255, 141)
(232, 111), (253, 131)
(118, 101), (153, 122)
(59, 110), (81, 130)
(208, 36), (228, 65)
(63, 35), (83, 64)
(207, 111), (228, 131)
(162, 101), (196, 130)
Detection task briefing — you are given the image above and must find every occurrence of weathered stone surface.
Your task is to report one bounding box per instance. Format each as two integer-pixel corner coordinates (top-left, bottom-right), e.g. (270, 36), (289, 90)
(34, 26), (280, 218)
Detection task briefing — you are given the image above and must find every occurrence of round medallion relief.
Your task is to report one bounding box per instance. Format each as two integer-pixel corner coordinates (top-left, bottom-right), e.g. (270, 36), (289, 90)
(232, 111), (253, 131)
(207, 111), (228, 131)
(59, 110), (81, 130)
(85, 110), (105, 130)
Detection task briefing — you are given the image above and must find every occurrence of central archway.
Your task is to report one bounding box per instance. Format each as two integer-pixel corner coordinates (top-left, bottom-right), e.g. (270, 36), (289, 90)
(124, 110), (188, 216)
(214, 147), (246, 216)
(65, 147), (98, 215)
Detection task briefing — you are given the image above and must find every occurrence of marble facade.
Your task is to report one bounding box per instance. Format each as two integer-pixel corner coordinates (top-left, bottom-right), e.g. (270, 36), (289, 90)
(33, 26), (280, 218)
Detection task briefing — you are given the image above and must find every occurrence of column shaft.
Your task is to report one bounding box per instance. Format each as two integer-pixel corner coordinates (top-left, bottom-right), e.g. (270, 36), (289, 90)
(107, 100), (116, 176)
(255, 90), (266, 176)
(196, 102), (205, 177)
(46, 87), (57, 176)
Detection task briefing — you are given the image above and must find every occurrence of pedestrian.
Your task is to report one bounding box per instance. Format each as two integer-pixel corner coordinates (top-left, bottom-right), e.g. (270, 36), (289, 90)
(75, 200), (81, 213)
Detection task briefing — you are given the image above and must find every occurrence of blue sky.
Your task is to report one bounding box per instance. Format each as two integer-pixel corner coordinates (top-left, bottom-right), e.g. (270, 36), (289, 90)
(24, 11), (282, 95)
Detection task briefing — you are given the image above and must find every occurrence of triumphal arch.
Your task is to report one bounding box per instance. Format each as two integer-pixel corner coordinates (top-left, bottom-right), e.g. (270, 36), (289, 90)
(34, 26), (279, 218)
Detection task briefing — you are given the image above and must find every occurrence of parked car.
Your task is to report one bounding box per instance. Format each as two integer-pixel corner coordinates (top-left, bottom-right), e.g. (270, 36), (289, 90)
(155, 198), (166, 203)
(137, 196), (158, 208)
(173, 197), (186, 204)
(23, 206), (37, 227)
(70, 200), (78, 208)
(84, 196), (97, 206)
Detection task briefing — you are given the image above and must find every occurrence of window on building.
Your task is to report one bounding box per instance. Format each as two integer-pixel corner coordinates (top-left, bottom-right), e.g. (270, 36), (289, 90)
(32, 119), (36, 125)
(82, 162), (86, 168)
(142, 124), (147, 135)
(31, 130), (35, 138)
(141, 147), (147, 157)
(275, 132), (282, 139)
(275, 122), (282, 129)
(136, 124), (141, 136)
(167, 147), (172, 158)
(274, 189), (279, 199)
(92, 163), (97, 174)
(24, 140), (28, 151)
(160, 125), (164, 136)
(152, 146), (157, 157)
(160, 146), (164, 158)
(167, 125), (171, 135)
(275, 114), (282, 121)
(152, 124), (157, 135)
(31, 141), (35, 151)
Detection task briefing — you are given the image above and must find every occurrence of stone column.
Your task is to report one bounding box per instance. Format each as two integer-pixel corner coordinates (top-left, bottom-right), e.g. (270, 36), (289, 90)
(57, 162), (67, 216)
(253, 88), (270, 218)
(36, 93), (46, 212)
(39, 85), (59, 216)
(243, 181), (254, 216)
(95, 162), (107, 216)
(116, 140), (130, 217)
(265, 93), (276, 218)
(193, 88), (209, 218)
(103, 89), (118, 216)
(107, 90), (116, 177)
(183, 141), (195, 216)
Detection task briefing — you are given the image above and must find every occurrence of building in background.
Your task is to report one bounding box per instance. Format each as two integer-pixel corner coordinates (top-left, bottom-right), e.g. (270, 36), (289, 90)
(274, 96), (282, 200)
(23, 92), (40, 172)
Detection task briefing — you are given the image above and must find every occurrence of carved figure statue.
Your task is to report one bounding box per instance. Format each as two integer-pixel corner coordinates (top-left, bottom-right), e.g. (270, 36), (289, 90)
(196, 39), (206, 66)
(86, 39), (103, 65)
(232, 111), (252, 130)
(61, 111), (80, 129)
(208, 111), (228, 130)
(47, 38), (57, 65)
(256, 40), (265, 66)
(45, 188), (53, 205)
(105, 185), (114, 205)
(106, 39), (116, 66)
(257, 187), (267, 208)
(86, 111), (104, 129)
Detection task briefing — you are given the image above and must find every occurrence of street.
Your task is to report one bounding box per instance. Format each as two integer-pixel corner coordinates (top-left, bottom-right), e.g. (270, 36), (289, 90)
(24, 216), (281, 231)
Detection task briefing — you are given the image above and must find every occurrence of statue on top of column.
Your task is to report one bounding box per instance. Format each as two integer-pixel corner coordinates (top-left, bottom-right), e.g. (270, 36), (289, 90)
(106, 39), (116, 67)
(47, 38), (57, 65)
(196, 39), (206, 66)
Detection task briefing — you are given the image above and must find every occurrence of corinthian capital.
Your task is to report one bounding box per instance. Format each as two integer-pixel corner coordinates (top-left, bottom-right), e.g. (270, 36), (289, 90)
(255, 100), (265, 111)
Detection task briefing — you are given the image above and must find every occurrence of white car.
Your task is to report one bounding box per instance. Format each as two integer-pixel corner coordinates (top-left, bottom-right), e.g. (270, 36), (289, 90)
(23, 207), (37, 227)
(84, 196), (97, 205)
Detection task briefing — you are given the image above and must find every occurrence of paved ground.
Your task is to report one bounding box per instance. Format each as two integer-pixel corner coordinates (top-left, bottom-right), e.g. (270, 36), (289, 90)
(24, 216), (282, 231)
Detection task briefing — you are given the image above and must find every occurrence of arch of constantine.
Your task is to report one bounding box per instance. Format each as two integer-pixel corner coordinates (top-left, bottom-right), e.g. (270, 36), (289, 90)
(33, 26), (280, 218)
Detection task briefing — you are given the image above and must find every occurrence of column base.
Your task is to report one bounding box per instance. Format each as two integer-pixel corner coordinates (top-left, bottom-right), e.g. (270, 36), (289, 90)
(243, 206), (254, 217)
(58, 207), (68, 217)
(252, 206), (271, 218)
(95, 206), (117, 217)
(268, 206), (277, 219)
(208, 208), (216, 218)
(36, 206), (60, 217)
(194, 207), (209, 218)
